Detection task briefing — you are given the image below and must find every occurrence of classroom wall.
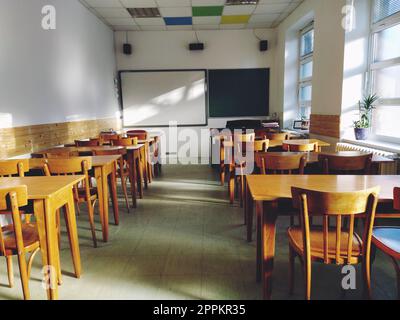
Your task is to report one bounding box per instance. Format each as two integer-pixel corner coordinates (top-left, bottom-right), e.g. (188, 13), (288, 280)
(273, 0), (347, 142)
(0, 0), (119, 129)
(115, 29), (276, 159)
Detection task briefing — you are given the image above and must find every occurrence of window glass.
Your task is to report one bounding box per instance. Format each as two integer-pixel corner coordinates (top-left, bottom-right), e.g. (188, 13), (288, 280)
(373, 0), (400, 23)
(300, 29), (314, 57)
(373, 106), (400, 138)
(299, 85), (312, 102)
(300, 61), (313, 80)
(374, 64), (400, 98)
(375, 23), (400, 61)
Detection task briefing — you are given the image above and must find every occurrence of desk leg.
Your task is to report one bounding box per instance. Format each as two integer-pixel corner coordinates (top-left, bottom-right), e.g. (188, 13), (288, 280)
(138, 149), (145, 196)
(220, 143), (225, 186)
(95, 167), (106, 241)
(108, 165), (119, 225)
(127, 151), (138, 208)
(44, 199), (58, 300)
(262, 200), (278, 300)
(246, 187), (254, 242)
(142, 146), (148, 189)
(101, 166), (109, 242)
(147, 142), (153, 184)
(63, 190), (82, 278)
(34, 200), (52, 300)
(256, 201), (262, 283)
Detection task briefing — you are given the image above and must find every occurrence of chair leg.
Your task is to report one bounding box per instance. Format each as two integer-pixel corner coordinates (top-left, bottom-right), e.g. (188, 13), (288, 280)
(304, 256), (312, 300)
(87, 200), (98, 248)
(362, 250), (372, 300)
(389, 257), (400, 300)
(27, 248), (40, 280)
(228, 167), (235, 204)
(16, 253), (30, 300)
(6, 256), (14, 288)
(56, 209), (61, 249)
(120, 175), (130, 213)
(289, 245), (295, 295)
(239, 166), (245, 208)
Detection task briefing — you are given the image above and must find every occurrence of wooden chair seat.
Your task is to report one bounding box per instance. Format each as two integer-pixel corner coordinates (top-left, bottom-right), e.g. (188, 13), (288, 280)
(1, 223), (39, 255)
(288, 226), (363, 264)
(372, 227), (400, 258)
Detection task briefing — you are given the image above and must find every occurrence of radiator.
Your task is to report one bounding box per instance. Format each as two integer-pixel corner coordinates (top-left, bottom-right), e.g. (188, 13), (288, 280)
(336, 143), (400, 174)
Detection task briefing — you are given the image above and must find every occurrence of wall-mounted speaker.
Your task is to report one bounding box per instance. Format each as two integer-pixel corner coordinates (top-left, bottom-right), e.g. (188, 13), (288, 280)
(259, 40), (268, 52)
(123, 43), (132, 55)
(189, 43), (204, 51)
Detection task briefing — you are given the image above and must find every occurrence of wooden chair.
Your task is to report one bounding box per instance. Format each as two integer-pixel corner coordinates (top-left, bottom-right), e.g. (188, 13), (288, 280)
(254, 139), (269, 153)
(255, 152), (306, 225)
(127, 130), (148, 140)
(228, 133), (255, 207)
(75, 139), (100, 147)
(267, 132), (289, 141)
(99, 133), (122, 145)
(94, 149), (131, 213)
(0, 160), (32, 223)
(283, 142), (318, 152)
(288, 186), (380, 300)
(255, 152), (306, 175)
(371, 187), (400, 299)
(318, 152), (373, 175)
(0, 186), (40, 300)
(111, 138), (136, 147)
(45, 151), (80, 158)
(0, 159), (29, 177)
(44, 157), (98, 247)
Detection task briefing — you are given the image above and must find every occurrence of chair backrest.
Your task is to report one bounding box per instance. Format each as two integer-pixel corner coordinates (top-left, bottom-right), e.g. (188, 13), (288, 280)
(127, 130), (148, 140)
(234, 133), (255, 155)
(75, 139), (100, 147)
(255, 129), (276, 139)
(283, 142), (318, 152)
(44, 157), (93, 175)
(111, 138), (136, 147)
(0, 186), (29, 255)
(0, 160), (30, 177)
(257, 153), (306, 174)
(99, 133), (122, 144)
(291, 186), (380, 264)
(254, 139), (270, 152)
(394, 187), (400, 211)
(267, 132), (289, 141)
(318, 152), (373, 174)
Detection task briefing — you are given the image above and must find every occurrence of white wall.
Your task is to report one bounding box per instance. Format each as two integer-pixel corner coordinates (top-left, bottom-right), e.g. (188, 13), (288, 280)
(274, 0), (347, 133)
(115, 29), (276, 159)
(0, 0), (119, 128)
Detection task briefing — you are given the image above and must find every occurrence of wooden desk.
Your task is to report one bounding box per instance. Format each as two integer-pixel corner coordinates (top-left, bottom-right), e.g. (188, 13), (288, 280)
(245, 175), (400, 299)
(29, 155), (121, 242)
(0, 176), (84, 300)
(137, 138), (156, 186)
(280, 139), (330, 151)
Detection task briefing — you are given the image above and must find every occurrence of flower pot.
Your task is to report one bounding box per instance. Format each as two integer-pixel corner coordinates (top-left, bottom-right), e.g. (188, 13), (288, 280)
(354, 128), (369, 140)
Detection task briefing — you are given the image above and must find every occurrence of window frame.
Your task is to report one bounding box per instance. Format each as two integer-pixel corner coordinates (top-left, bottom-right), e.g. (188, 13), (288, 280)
(368, 2), (400, 143)
(298, 22), (314, 120)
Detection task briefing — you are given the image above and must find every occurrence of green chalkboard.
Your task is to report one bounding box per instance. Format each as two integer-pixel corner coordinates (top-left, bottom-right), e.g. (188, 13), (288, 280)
(208, 68), (270, 118)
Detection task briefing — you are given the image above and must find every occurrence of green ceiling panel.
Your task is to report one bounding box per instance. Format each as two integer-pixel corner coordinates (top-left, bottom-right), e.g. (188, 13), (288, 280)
(192, 6), (224, 17)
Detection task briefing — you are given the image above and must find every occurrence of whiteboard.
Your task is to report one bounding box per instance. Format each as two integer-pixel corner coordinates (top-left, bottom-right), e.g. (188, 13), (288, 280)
(121, 70), (207, 127)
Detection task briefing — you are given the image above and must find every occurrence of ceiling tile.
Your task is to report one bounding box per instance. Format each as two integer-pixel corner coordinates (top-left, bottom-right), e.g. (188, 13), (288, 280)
(105, 18), (137, 26)
(156, 0), (191, 7)
(94, 8), (131, 18)
(120, 0), (157, 8)
(193, 16), (221, 25)
(221, 15), (250, 24)
(192, 6), (224, 17)
(193, 24), (220, 30)
(84, 0), (123, 8)
(223, 5), (256, 16)
(164, 17), (193, 25)
(159, 7), (192, 17)
(191, 0), (226, 5)
(134, 17), (165, 25)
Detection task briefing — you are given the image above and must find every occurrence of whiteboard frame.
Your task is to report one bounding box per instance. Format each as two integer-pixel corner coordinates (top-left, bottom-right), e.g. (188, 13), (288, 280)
(119, 69), (209, 128)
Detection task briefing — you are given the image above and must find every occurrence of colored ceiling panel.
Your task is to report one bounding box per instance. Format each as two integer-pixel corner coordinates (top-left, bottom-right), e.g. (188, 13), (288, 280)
(164, 16), (193, 25)
(221, 15), (250, 24)
(192, 6), (224, 17)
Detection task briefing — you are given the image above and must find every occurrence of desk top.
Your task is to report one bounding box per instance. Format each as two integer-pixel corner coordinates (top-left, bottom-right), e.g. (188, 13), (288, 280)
(282, 139), (330, 147)
(29, 155), (120, 170)
(246, 175), (399, 202)
(255, 151), (393, 164)
(0, 176), (84, 199)
(32, 145), (144, 157)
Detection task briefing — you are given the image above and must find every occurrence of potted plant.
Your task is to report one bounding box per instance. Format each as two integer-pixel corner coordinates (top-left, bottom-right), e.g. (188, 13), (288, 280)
(353, 93), (379, 140)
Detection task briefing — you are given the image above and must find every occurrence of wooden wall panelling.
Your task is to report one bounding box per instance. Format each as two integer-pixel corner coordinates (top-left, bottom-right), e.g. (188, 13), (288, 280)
(310, 114), (341, 139)
(0, 118), (120, 159)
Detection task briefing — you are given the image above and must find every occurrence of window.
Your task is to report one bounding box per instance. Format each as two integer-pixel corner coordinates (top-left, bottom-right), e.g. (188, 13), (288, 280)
(370, 0), (400, 142)
(298, 23), (314, 120)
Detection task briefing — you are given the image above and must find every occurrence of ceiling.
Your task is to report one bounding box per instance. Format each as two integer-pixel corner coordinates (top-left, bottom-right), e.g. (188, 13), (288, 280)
(79, 0), (304, 31)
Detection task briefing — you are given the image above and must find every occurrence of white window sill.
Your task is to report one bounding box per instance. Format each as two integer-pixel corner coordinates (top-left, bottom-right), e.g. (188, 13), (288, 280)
(341, 138), (400, 155)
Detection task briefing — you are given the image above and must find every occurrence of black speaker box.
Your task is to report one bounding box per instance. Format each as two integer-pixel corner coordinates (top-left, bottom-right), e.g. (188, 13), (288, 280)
(123, 43), (132, 55)
(189, 43), (204, 51)
(259, 40), (268, 52)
